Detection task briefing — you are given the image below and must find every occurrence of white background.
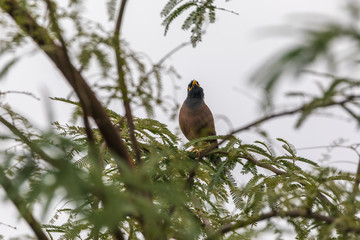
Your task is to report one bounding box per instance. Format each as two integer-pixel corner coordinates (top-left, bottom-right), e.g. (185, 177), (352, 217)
(1, 0), (356, 239)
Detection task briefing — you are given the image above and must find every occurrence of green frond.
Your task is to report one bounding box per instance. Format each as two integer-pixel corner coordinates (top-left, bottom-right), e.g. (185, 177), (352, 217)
(295, 157), (319, 167)
(73, 155), (92, 169)
(106, 0), (118, 21)
(182, 8), (199, 30)
(160, 0), (182, 17)
(50, 97), (81, 107)
(277, 138), (297, 156)
(255, 140), (276, 157)
(241, 143), (273, 159)
(162, 2), (195, 35)
(161, 0), (230, 46)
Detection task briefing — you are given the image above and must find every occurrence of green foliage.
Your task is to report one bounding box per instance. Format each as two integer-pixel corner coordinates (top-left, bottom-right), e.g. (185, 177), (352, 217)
(2, 92), (360, 239)
(161, 0), (230, 46)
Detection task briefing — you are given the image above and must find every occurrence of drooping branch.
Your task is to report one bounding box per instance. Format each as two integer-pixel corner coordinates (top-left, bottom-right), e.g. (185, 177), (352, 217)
(0, 0), (133, 168)
(113, 0), (142, 165)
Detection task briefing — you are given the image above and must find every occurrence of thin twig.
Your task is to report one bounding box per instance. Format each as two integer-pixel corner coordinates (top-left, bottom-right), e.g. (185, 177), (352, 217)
(114, 0), (142, 165)
(215, 7), (239, 15)
(0, 221), (16, 230)
(0, 90), (40, 100)
(143, 41), (191, 79)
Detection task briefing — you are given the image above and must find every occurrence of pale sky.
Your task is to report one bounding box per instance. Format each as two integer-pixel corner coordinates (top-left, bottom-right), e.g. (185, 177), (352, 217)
(1, 0), (355, 238)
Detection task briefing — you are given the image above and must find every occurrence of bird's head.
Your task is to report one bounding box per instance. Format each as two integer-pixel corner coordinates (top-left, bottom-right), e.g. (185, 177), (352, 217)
(187, 80), (204, 99)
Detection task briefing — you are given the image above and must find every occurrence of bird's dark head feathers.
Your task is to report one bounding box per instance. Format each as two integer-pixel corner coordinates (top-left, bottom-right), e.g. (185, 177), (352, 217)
(185, 80), (204, 109)
(187, 80), (204, 99)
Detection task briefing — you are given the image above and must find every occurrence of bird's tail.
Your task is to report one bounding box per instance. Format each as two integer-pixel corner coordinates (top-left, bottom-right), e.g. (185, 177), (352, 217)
(209, 140), (221, 165)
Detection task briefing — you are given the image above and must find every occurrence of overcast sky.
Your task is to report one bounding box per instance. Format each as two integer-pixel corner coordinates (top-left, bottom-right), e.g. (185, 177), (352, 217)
(1, 0), (356, 238)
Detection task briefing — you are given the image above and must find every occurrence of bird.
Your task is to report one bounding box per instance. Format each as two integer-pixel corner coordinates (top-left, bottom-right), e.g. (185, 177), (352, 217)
(179, 80), (217, 148)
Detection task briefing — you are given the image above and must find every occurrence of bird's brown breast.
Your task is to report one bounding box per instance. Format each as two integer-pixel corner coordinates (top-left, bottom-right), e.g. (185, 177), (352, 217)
(179, 101), (216, 141)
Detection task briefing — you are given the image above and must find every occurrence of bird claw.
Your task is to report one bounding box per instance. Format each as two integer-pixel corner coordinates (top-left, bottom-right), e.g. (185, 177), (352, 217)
(190, 143), (211, 156)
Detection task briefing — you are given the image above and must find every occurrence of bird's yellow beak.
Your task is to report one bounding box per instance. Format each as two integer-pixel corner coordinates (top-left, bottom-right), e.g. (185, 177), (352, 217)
(188, 80), (200, 91)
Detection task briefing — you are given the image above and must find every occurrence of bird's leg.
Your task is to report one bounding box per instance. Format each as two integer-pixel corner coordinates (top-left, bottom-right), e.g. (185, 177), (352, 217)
(190, 142), (211, 156)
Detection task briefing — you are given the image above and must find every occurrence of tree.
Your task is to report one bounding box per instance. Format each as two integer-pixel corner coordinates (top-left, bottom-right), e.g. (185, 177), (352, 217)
(0, 0), (360, 239)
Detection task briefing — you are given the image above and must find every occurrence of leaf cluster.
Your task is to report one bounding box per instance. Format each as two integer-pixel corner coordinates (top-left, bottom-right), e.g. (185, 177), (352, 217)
(161, 0), (231, 46)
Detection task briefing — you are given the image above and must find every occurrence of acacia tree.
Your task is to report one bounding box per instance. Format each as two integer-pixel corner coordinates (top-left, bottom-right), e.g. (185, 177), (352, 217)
(1, 0), (360, 239)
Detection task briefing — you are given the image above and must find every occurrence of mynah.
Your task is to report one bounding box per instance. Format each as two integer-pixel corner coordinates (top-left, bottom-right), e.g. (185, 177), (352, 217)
(179, 80), (217, 146)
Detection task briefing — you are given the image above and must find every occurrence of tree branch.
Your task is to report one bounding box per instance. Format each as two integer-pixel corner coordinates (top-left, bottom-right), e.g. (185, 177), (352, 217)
(207, 209), (360, 239)
(143, 41), (191, 79)
(0, 167), (49, 240)
(200, 95), (360, 158)
(113, 0), (142, 165)
(114, 0), (127, 35)
(0, 0), (133, 169)
(238, 153), (287, 175)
